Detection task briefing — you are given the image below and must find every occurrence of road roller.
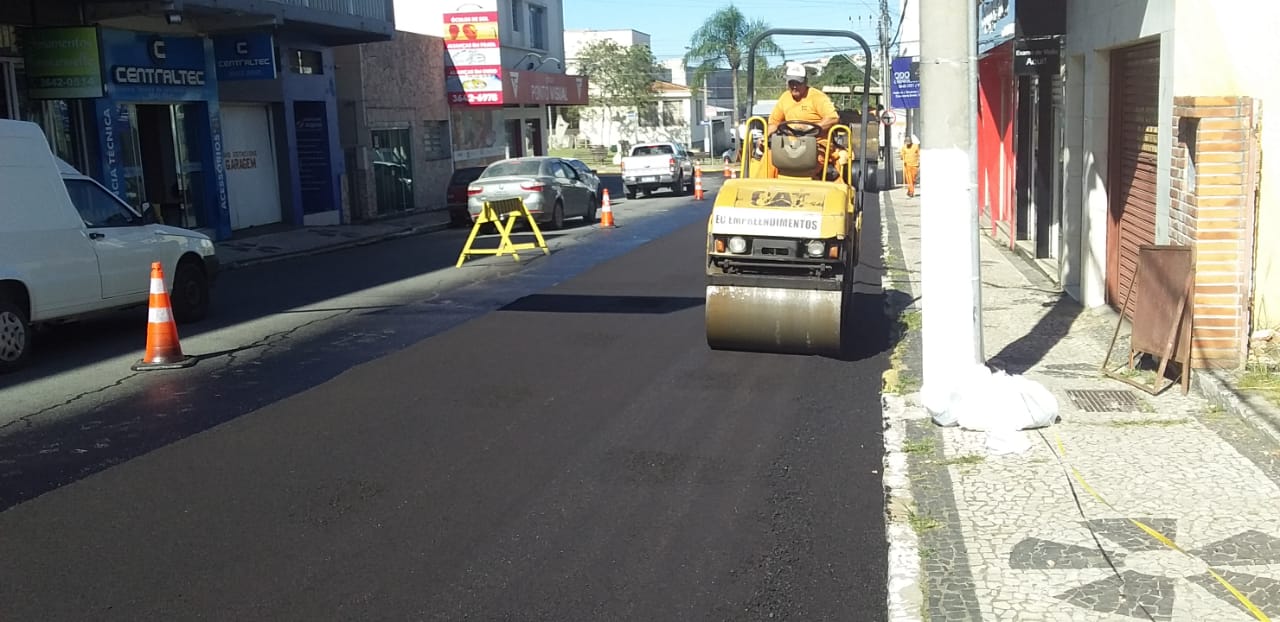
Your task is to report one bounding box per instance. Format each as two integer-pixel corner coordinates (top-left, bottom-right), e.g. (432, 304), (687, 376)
(705, 28), (877, 356)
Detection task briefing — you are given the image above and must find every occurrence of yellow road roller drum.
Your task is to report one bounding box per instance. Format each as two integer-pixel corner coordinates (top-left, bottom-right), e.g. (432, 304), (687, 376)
(705, 27), (876, 356)
(705, 176), (858, 355)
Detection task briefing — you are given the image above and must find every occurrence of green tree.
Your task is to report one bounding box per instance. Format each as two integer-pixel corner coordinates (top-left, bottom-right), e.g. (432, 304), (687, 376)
(816, 54), (869, 110)
(750, 58), (787, 104)
(684, 5), (783, 131)
(574, 39), (663, 142)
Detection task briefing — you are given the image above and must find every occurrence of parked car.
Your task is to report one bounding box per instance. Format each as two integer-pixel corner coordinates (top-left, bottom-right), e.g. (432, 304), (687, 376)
(621, 142), (694, 199)
(0, 119), (218, 373)
(563, 158), (602, 196)
(446, 166), (487, 226)
(467, 156), (598, 229)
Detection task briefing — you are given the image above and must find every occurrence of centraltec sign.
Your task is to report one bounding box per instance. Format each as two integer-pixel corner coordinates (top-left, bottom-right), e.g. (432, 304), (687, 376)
(100, 31), (213, 99)
(213, 34), (278, 81)
(112, 38), (206, 86)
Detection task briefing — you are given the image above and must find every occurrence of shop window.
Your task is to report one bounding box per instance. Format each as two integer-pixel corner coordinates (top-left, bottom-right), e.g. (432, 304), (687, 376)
(371, 127), (414, 214)
(638, 102), (659, 128)
(0, 26), (16, 54)
(28, 99), (84, 170)
(421, 120), (450, 160)
(290, 49), (324, 75)
(0, 61), (14, 119)
(528, 4), (547, 50)
(64, 179), (142, 228)
(662, 101), (681, 127)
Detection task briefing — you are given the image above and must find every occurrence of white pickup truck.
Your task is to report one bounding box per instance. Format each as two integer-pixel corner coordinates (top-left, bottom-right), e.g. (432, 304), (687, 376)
(620, 142), (695, 199)
(0, 120), (219, 372)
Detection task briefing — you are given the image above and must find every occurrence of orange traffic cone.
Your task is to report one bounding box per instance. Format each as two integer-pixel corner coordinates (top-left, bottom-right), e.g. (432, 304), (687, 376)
(694, 165), (704, 200)
(723, 165), (731, 179)
(599, 188), (616, 228)
(132, 262), (196, 371)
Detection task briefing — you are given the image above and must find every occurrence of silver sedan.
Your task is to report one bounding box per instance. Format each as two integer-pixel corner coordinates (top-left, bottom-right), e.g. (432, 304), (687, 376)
(467, 156), (599, 229)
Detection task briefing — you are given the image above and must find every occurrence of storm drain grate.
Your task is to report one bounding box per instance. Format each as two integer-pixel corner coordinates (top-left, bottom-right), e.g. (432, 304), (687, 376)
(1065, 389), (1144, 413)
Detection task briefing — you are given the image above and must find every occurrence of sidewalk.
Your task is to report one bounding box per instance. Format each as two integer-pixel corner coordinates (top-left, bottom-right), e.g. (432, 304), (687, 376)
(881, 185), (1280, 622)
(214, 209), (456, 271)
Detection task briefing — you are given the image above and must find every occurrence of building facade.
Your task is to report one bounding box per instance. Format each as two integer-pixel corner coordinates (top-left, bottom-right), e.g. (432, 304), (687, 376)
(1057, 0), (1273, 368)
(334, 30), (453, 221)
(395, 0), (582, 165)
(1, 0), (394, 240)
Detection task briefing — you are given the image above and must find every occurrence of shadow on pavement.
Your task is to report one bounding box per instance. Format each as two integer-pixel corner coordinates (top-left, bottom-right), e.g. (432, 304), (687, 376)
(0, 216), (614, 390)
(988, 294), (1084, 375)
(501, 294), (704, 315)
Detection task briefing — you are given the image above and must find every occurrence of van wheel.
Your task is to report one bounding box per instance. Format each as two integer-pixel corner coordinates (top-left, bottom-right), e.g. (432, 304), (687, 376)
(0, 298), (32, 374)
(171, 260), (210, 323)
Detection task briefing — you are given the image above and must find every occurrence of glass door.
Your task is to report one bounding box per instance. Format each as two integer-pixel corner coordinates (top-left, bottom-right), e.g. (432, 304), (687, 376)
(0, 59), (14, 119)
(117, 104), (149, 212)
(169, 104), (200, 228)
(371, 127), (414, 214)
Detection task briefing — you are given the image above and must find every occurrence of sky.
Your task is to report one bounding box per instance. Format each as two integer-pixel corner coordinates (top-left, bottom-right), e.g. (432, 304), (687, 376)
(561, 0), (898, 64)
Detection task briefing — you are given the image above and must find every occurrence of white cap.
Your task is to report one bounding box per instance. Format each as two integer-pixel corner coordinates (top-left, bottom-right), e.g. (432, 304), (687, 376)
(784, 62), (807, 82)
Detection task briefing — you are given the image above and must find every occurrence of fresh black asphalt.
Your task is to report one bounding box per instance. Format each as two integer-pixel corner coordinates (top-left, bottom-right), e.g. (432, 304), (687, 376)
(0, 183), (891, 621)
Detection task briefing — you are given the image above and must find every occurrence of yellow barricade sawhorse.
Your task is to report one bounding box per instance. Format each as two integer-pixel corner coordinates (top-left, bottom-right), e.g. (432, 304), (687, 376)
(455, 197), (550, 267)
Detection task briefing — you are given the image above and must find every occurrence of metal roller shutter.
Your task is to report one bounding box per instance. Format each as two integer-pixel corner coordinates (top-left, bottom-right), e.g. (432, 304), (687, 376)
(1106, 39), (1161, 317)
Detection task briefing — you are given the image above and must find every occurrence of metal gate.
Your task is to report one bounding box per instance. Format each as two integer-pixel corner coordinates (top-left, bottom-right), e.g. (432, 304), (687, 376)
(1106, 39), (1161, 316)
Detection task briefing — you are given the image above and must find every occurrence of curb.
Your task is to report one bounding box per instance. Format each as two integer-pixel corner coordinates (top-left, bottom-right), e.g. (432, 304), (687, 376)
(1192, 367), (1280, 447)
(220, 221), (454, 271)
(879, 187), (928, 622)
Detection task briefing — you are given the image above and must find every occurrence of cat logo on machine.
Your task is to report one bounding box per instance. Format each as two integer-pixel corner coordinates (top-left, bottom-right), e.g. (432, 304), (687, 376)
(747, 190), (827, 209)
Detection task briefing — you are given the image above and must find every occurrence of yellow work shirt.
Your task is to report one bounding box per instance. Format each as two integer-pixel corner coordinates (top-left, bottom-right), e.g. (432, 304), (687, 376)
(900, 143), (920, 167)
(769, 87), (838, 127)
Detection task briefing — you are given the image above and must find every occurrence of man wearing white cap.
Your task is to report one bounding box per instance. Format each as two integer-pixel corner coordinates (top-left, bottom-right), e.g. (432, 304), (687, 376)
(766, 62), (841, 177)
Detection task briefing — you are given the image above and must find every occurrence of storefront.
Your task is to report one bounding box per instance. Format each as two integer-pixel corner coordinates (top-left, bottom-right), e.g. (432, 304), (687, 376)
(1104, 39), (1161, 313)
(499, 69), (587, 157)
(13, 25), (99, 172)
(219, 33), (346, 229)
(976, 0), (1066, 274)
(978, 41), (1016, 246)
(213, 33), (283, 231)
(88, 29), (229, 239)
(450, 105), (507, 168)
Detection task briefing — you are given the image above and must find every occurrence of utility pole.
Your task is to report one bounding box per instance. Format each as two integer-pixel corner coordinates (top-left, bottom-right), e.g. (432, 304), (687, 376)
(878, 0), (895, 188)
(918, 0), (985, 384)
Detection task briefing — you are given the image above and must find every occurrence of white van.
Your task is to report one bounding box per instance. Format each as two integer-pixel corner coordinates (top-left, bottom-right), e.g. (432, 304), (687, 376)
(0, 119), (219, 372)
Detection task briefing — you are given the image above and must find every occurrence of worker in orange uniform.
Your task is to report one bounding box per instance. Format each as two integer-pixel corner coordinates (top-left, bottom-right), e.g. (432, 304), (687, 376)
(765, 62), (841, 179)
(901, 135), (920, 197)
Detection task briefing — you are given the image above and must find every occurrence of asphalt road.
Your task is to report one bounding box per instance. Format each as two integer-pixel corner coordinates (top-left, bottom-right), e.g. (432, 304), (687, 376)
(0, 178), (891, 621)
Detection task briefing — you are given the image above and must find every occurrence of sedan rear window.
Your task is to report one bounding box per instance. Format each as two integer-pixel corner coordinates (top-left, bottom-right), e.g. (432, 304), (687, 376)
(482, 160), (543, 178)
(631, 145), (673, 156)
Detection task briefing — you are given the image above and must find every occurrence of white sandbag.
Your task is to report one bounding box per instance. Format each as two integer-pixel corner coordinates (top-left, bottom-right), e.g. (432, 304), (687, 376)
(920, 362), (1059, 458)
(923, 363), (992, 427)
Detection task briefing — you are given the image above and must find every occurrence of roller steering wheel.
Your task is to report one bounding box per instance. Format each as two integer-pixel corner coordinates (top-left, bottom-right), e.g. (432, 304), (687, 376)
(774, 120), (823, 138)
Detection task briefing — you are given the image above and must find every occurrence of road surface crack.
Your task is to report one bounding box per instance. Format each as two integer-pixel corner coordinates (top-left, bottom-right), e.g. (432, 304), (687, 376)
(0, 372), (140, 433)
(214, 310), (354, 373)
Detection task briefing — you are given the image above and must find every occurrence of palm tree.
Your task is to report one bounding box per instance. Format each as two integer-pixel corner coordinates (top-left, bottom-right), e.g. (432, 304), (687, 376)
(684, 5), (784, 134)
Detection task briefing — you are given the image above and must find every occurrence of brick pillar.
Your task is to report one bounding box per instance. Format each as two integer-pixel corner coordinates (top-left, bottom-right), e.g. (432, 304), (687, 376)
(1170, 96), (1259, 369)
